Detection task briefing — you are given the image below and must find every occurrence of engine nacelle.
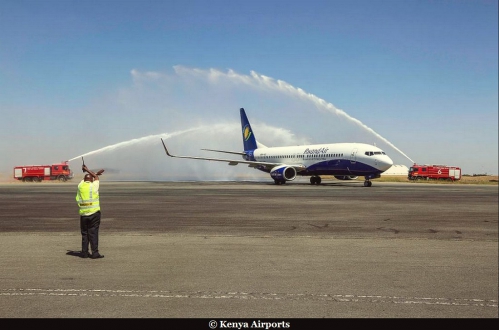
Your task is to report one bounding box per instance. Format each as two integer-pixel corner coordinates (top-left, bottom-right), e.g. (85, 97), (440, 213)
(270, 165), (297, 181)
(334, 175), (359, 180)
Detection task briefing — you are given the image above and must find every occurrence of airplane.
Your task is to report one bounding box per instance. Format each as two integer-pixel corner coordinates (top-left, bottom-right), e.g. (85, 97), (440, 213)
(160, 108), (393, 187)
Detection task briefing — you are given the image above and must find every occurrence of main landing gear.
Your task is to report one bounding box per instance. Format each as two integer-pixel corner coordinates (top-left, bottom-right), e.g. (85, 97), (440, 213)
(363, 180), (372, 187)
(310, 176), (321, 185)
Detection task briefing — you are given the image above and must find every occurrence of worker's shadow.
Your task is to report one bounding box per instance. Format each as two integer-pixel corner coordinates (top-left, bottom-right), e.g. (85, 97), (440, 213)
(66, 250), (82, 258)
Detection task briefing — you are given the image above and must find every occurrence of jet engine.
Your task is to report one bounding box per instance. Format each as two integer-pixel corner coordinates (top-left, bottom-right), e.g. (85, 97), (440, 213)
(334, 175), (359, 180)
(270, 165), (297, 182)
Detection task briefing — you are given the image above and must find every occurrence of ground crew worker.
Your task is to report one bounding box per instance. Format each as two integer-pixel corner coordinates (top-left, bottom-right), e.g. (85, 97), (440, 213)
(76, 164), (105, 259)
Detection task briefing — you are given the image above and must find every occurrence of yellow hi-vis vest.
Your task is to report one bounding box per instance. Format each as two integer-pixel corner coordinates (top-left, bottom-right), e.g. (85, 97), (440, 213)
(76, 181), (100, 216)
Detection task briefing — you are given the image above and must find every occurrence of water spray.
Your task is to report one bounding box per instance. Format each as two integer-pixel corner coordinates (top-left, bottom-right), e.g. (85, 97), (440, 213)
(174, 66), (415, 164)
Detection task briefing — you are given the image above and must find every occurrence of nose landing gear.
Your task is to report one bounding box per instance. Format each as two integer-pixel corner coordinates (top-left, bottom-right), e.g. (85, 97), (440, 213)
(364, 174), (380, 187)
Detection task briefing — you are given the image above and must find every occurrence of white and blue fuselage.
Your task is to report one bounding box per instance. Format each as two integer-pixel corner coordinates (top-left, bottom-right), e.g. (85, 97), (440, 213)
(248, 143), (392, 181)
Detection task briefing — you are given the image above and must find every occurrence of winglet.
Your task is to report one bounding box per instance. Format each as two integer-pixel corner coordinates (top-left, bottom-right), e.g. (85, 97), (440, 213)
(160, 138), (174, 157)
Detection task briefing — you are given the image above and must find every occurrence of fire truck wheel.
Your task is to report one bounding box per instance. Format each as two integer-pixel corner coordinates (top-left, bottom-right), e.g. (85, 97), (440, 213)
(32, 177), (39, 182)
(58, 176), (67, 182)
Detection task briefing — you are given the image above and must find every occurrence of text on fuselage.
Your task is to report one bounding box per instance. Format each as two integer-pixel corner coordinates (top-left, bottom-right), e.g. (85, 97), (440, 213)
(303, 147), (329, 155)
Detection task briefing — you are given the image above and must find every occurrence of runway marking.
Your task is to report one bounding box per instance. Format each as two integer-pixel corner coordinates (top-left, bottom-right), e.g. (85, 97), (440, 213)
(1, 288), (497, 308)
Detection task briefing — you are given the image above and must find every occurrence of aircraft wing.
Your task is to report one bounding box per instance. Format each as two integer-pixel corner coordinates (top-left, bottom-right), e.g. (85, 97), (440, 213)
(161, 139), (306, 172)
(200, 148), (246, 156)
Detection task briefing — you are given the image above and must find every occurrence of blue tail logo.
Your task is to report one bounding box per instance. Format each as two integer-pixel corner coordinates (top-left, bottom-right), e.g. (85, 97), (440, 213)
(243, 125), (252, 141)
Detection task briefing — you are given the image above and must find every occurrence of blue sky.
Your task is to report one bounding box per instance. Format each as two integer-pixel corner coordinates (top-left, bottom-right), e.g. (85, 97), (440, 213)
(1, 0), (497, 181)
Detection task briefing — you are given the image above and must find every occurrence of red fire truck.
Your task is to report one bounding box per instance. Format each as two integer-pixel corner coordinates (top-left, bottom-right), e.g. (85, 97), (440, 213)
(408, 164), (461, 181)
(13, 161), (74, 182)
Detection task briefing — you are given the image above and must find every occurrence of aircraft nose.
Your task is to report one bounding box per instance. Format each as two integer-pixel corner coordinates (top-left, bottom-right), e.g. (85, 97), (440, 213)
(380, 156), (393, 171)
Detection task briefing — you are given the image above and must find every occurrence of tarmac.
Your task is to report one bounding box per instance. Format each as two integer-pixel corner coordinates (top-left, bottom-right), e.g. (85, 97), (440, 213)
(0, 180), (497, 321)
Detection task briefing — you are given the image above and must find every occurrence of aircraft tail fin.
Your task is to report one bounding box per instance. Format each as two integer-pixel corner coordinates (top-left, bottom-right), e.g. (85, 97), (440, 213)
(240, 108), (258, 152)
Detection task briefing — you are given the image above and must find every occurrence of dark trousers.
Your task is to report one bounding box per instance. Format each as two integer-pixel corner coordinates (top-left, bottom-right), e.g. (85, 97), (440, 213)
(80, 211), (101, 254)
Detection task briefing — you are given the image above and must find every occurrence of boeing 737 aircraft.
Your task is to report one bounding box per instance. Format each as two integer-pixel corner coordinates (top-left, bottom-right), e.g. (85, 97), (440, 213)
(161, 108), (393, 187)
